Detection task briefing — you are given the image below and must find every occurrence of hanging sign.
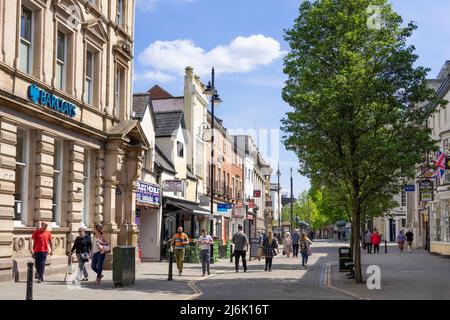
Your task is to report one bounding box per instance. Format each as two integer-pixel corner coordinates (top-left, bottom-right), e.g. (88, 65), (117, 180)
(254, 190), (261, 198)
(163, 180), (183, 192)
(419, 180), (433, 202)
(136, 181), (160, 207)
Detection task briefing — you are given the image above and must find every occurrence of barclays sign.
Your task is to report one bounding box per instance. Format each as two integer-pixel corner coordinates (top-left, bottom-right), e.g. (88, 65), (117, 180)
(28, 84), (76, 118)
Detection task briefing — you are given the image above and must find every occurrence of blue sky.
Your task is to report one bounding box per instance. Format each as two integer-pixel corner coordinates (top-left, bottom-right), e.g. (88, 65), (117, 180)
(134, 0), (450, 197)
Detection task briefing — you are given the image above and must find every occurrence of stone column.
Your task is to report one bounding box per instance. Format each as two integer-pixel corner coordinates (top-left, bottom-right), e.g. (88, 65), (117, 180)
(34, 131), (55, 226)
(66, 143), (84, 250)
(94, 149), (105, 225)
(0, 117), (17, 282)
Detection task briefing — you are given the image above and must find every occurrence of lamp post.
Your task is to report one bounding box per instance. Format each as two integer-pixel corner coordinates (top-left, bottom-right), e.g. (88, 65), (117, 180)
(290, 167), (293, 234)
(203, 67), (222, 263)
(276, 163), (281, 239)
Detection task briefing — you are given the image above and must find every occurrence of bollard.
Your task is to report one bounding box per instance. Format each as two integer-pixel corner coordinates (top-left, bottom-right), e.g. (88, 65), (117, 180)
(168, 248), (173, 281)
(210, 243), (214, 264)
(229, 244), (233, 263)
(26, 262), (33, 300)
(385, 240), (387, 254)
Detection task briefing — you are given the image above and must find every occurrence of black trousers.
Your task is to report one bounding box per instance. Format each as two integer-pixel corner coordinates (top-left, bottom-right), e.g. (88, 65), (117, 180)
(234, 250), (247, 271)
(292, 244), (299, 257)
(366, 243), (372, 254)
(373, 244), (380, 254)
(34, 252), (48, 280)
(265, 258), (273, 270)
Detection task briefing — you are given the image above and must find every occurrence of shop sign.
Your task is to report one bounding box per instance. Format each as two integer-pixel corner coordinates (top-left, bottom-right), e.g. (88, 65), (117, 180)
(28, 84), (76, 118)
(247, 199), (255, 209)
(404, 185), (415, 192)
(233, 205), (246, 218)
(199, 195), (210, 207)
(254, 190), (261, 197)
(136, 181), (160, 207)
(217, 203), (232, 215)
(163, 180), (183, 192)
(419, 180), (433, 202)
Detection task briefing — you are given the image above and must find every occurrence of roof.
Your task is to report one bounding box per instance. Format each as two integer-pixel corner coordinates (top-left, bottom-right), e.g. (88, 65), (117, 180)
(155, 145), (176, 174)
(154, 111), (185, 137)
(186, 168), (197, 180)
(148, 85), (173, 100)
(106, 120), (150, 149)
(132, 93), (151, 119)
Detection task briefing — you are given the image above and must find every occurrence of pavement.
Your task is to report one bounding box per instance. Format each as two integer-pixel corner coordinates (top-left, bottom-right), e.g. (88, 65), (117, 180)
(0, 240), (449, 300)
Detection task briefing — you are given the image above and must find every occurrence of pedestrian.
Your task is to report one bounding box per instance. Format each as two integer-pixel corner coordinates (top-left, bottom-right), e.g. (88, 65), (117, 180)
(365, 230), (372, 254)
(29, 221), (54, 283)
(198, 229), (213, 276)
(292, 229), (300, 257)
(262, 230), (279, 272)
(92, 224), (110, 284)
(299, 233), (313, 269)
(232, 224), (249, 273)
(371, 228), (381, 254)
(172, 226), (189, 276)
(284, 232), (292, 258)
(405, 229), (414, 253)
(397, 230), (405, 253)
(70, 226), (92, 282)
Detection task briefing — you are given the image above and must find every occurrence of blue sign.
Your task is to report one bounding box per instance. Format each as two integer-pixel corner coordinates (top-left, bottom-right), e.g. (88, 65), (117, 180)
(217, 203), (232, 212)
(136, 181), (160, 207)
(405, 185), (415, 192)
(28, 84), (77, 118)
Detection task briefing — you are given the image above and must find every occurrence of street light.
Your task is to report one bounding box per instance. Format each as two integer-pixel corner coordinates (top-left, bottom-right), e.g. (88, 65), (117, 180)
(276, 163), (281, 239)
(290, 167), (293, 235)
(204, 67), (222, 263)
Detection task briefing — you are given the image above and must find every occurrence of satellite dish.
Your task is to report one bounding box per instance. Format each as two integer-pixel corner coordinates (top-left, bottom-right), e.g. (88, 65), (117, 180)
(202, 128), (213, 142)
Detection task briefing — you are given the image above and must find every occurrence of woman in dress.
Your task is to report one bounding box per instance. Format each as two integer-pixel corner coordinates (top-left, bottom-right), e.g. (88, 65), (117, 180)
(284, 232), (292, 258)
(262, 230), (279, 272)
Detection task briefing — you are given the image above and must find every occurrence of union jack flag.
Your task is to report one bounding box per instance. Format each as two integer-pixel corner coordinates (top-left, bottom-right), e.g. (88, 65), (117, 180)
(434, 150), (446, 179)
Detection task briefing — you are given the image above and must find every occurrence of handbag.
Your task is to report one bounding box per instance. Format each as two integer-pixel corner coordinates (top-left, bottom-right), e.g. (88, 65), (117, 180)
(307, 245), (312, 256)
(80, 252), (89, 262)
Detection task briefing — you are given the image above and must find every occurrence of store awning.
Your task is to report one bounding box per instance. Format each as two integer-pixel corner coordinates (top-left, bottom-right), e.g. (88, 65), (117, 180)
(165, 198), (211, 216)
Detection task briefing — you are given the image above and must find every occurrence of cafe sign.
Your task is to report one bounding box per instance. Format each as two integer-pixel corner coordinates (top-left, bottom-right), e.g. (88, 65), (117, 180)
(419, 180), (433, 202)
(28, 84), (77, 118)
(136, 181), (160, 207)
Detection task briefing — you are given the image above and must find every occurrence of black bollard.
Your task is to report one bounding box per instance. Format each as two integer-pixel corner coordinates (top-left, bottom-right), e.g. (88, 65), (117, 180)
(229, 244), (233, 263)
(385, 240), (387, 254)
(26, 262), (33, 300)
(168, 248), (173, 281)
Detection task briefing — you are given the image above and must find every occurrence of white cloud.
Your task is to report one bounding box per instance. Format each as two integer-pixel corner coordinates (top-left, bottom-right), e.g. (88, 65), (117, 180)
(134, 70), (176, 83)
(138, 35), (286, 77)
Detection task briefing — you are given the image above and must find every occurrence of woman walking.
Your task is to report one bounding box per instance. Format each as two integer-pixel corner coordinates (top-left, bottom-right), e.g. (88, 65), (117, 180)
(397, 230), (406, 253)
(300, 233), (313, 269)
(70, 226), (92, 282)
(92, 224), (110, 284)
(284, 232), (292, 258)
(262, 230), (279, 272)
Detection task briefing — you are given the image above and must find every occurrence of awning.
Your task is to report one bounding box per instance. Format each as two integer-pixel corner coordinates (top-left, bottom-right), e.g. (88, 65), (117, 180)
(165, 197), (211, 216)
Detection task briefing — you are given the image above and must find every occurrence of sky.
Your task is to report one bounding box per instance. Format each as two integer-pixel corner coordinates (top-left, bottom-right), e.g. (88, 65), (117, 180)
(133, 0), (450, 198)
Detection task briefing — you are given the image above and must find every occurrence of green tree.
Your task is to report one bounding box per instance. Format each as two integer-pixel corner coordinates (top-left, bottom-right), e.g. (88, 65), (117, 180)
(282, 0), (443, 282)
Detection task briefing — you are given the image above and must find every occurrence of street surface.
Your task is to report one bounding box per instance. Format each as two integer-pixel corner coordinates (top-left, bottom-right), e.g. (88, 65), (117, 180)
(0, 240), (449, 300)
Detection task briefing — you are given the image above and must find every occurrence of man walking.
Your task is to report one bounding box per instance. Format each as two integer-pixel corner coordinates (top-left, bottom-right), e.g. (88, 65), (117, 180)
(198, 229), (213, 276)
(29, 222), (54, 283)
(365, 230), (372, 254)
(172, 226), (189, 276)
(232, 225), (249, 273)
(291, 229), (300, 257)
(405, 230), (414, 253)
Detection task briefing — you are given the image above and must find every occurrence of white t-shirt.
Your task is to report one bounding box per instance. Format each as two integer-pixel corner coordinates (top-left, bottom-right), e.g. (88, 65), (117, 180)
(198, 235), (213, 250)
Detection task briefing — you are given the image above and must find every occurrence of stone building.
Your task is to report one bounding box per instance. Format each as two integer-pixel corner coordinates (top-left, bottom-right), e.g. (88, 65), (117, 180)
(0, 0), (148, 282)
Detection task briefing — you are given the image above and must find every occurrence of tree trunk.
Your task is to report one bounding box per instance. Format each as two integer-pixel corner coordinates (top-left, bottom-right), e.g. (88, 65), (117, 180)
(352, 205), (362, 283)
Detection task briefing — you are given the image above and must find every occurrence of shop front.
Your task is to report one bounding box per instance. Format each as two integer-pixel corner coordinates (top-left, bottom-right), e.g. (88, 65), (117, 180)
(430, 195), (450, 256)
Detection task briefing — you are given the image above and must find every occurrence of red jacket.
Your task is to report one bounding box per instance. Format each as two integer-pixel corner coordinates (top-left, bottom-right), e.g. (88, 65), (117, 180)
(371, 232), (381, 245)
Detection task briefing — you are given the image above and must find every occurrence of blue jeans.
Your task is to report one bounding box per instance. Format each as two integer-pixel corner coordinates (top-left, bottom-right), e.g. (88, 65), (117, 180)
(200, 249), (210, 274)
(91, 252), (105, 279)
(34, 252), (48, 280)
(301, 250), (309, 266)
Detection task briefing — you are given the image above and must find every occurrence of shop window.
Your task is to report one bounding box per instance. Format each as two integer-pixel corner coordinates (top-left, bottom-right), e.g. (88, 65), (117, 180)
(56, 31), (66, 91)
(14, 128), (29, 224)
(20, 6), (33, 74)
(52, 140), (63, 225)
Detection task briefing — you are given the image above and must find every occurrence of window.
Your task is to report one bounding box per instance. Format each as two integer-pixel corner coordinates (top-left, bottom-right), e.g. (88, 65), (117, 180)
(177, 141), (184, 158)
(401, 191), (406, 207)
(20, 7), (33, 74)
(52, 140), (63, 225)
(14, 128), (29, 224)
(56, 31), (66, 90)
(218, 169), (221, 192)
(117, 0), (125, 27)
(88, 0), (97, 6)
(115, 66), (126, 118)
(85, 51), (94, 105)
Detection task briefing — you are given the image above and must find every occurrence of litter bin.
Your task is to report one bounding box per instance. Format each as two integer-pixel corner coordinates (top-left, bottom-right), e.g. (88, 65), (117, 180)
(338, 247), (352, 272)
(113, 246), (135, 287)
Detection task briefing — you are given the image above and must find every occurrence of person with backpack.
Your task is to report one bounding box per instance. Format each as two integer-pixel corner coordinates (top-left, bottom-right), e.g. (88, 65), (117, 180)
(92, 224), (110, 284)
(70, 226), (92, 282)
(405, 230), (414, 253)
(397, 230), (406, 253)
(299, 233), (313, 269)
(263, 230), (279, 272)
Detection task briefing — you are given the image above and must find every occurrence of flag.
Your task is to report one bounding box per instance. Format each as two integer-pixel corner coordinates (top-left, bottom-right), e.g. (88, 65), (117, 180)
(434, 151), (446, 179)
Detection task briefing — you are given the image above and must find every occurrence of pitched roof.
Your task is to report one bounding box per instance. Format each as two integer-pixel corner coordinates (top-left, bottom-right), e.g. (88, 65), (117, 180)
(154, 111), (184, 137)
(155, 145), (176, 174)
(148, 85), (173, 100)
(132, 93), (151, 119)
